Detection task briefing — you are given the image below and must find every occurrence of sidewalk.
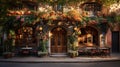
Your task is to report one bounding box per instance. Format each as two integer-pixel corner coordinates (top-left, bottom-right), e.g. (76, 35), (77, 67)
(0, 53), (120, 63)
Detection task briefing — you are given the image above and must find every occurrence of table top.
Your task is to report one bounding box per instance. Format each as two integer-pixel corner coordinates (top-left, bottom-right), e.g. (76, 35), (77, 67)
(21, 47), (32, 50)
(85, 47), (96, 49)
(99, 47), (109, 49)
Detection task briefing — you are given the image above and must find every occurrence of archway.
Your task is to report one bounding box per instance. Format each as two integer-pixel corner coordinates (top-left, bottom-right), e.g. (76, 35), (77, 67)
(78, 26), (99, 47)
(50, 27), (67, 53)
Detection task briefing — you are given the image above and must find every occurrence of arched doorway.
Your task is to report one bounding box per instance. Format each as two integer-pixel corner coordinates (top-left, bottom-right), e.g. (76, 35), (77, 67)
(51, 27), (67, 54)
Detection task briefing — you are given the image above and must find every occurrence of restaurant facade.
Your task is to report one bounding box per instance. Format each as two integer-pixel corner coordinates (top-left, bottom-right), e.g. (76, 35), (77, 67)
(0, 0), (120, 57)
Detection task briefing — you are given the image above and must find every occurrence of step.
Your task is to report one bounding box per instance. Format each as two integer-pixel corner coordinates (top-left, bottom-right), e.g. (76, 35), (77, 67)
(50, 53), (68, 57)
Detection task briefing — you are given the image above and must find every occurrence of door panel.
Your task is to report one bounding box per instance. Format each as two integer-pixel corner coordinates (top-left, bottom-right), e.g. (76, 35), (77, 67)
(112, 31), (119, 52)
(51, 27), (67, 53)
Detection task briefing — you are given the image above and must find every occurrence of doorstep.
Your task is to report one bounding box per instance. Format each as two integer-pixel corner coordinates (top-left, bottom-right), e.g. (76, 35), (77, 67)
(50, 53), (67, 57)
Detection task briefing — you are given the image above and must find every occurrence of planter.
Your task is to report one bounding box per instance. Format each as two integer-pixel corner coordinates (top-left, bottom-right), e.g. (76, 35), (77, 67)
(3, 52), (12, 59)
(68, 50), (78, 58)
(37, 51), (48, 57)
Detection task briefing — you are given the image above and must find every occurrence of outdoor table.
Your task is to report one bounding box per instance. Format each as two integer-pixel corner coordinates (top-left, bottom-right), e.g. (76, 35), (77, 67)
(21, 47), (32, 56)
(84, 47), (97, 56)
(98, 47), (110, 56)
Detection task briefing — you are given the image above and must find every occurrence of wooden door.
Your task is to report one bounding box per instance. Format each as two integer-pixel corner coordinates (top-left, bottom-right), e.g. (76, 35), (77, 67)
(51, 27), (67, 53)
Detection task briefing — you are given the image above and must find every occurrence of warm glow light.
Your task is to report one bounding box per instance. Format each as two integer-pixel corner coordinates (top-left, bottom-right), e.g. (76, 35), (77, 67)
(38, 7), (45, 12)
(20, 35), (22, 39)
(49, 31), (53, 38)
(74, 27), (78, 31)
(24, 28), (27, 32)
(100, 34), (103, 37)
(78, 30), (81, 35)
(39, 27), (43, 31)
(87, 34), (92, 37)
(78, 37), (82, 41)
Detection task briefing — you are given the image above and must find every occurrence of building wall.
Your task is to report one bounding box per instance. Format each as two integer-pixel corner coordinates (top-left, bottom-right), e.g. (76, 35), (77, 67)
(119, 25), (120, 52)
(119, 31), (120, 52)
(105, 28), (112, 48)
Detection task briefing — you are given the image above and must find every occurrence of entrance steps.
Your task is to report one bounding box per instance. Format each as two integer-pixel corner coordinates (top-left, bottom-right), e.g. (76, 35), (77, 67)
(50, 53), (68, 57)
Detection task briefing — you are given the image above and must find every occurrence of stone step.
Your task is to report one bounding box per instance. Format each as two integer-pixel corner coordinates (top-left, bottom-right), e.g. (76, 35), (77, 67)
(50, 53), (68, 57)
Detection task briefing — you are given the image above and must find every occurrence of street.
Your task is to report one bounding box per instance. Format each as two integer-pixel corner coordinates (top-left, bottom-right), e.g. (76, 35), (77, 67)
(0, 61), (120, 67)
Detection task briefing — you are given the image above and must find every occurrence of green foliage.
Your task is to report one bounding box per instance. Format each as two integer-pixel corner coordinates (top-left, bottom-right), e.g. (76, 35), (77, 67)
(0, 46), (3, 56)
(0, 1), (9, 25)
(0, 0), (22, 22)
(1, 16), (18, 37)
(68, 33), (78, 51)
(22, 15), (36, 24)
(4, 38), (13, 52)
(101, 0), (118, 6)
(37, 0), (86, 6)
(38, 39), (47, 52)
(68, 35), (76, 44)
(36, 0), (119, 6)
(37, 39), (48, 57)
(115, 15), (120, 22)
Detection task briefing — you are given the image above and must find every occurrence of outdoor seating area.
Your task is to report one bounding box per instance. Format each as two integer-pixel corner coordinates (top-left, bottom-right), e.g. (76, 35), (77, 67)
(15, 46), (111, 57)
(19, 47), (33, 56)
(15, 46), (37, 56)
(78, 47), (111, 57)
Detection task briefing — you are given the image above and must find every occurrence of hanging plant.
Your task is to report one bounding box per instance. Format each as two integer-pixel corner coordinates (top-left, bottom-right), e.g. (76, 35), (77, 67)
(115, 15), (120, 23)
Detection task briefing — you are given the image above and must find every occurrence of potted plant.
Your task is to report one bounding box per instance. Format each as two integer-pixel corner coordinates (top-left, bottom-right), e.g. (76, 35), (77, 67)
(3, 38), (13, 58)
(37, 39), (47, 57)
(68, 35), (79, 58)
(3, 52), (12, 59)
(68, 50), (78, 58)
(68, 42), (79, 58)
(1, 14), (17, 58)
(2, 30), (16, 58)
